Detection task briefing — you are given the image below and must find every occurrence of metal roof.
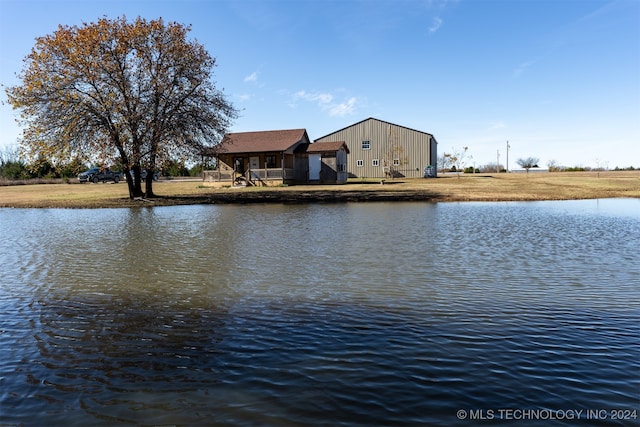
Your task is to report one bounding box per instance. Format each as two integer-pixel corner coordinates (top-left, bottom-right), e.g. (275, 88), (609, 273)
(314, 117), (433, 141)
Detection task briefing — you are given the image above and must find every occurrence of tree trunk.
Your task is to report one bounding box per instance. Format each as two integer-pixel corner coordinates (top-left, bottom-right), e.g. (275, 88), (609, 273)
(145, 171), (155, 198)
(131, 166), (144, 198)
(124, 168), (135, 199)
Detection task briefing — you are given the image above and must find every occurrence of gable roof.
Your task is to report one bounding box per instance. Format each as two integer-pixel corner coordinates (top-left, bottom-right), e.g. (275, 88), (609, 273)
(314, 117), (433, 141)
(304, 141), (349, 154)
(219, 129), (309, 154)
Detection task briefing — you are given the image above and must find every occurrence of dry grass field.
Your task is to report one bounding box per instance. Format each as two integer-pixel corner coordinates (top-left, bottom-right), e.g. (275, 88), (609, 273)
(0, 171), (638, 208)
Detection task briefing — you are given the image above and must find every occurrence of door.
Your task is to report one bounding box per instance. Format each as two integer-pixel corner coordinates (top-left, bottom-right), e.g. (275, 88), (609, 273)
(233, 157), (245, 173)
(250, 156), (260, 170)
(309, 154), (321, 180)
(249, 156), (261, 180)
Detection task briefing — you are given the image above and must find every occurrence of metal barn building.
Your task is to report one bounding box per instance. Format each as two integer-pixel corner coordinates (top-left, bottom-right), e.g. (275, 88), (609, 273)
(315, 117), (438, 179)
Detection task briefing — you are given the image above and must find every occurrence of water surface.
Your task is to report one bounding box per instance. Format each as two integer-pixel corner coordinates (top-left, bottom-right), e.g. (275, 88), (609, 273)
(1, 199), (638, 426)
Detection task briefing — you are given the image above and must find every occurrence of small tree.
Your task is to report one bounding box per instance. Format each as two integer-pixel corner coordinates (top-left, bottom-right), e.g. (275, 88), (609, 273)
(443, 146), (469, 179)
(161, 159), (190, 177)
(547, 159), (568, 172)
(517, 157), (539, 173)
(438, 154), (452, 173)
(481, 162), (504, 173)
(58, 157), (88, 178)
(0, 148), (30, 180)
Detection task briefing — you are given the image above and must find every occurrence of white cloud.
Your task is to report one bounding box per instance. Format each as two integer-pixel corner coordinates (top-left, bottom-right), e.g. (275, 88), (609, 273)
(424, 0), (459, 12)
(428, 17), (443, 33)
(488, 121), (506, 131)
(294, 90), (333, 105)
(329, 97), (357, 117)
(236, 93), (252, 102)
(290, 90), (358, 117)
(244, 71), (258, 83)
(513, 60), (535, 78)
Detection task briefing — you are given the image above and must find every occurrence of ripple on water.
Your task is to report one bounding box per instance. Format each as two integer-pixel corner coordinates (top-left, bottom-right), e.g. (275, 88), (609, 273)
(0, 201), (638, 426)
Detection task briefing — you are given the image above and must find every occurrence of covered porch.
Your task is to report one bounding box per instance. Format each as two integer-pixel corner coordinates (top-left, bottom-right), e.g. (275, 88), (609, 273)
(203, 166), (296, 187)
(203, 151), (301, 187)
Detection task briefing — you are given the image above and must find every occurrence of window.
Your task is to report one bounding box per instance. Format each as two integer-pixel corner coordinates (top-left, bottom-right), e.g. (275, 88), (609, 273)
(361, 140), (371, 150)
(372, 159), (379, 167)
(338, 164), (346, 172)
(393, 158), (400, 166)
(356, 160), (364, 167)
(265, 155), (276, 168)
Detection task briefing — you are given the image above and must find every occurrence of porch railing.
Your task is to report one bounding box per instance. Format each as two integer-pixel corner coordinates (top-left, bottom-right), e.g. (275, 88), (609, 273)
(203, 170), (234, 182)
(248, 168), (294, 181)
(203, 168), (294, 183)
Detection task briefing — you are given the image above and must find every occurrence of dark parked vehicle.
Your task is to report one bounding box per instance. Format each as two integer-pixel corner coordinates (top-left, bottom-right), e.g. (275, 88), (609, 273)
(77, 167), (99, 183)
(77, 167), (123, 183)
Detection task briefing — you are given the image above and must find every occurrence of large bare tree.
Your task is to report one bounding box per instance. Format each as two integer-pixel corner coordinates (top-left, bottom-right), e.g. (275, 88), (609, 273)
(6, 16), (237, 198)
(517, 157), (540, 173)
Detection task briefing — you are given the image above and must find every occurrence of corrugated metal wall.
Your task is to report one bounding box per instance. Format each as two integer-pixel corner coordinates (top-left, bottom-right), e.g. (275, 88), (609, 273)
(315, 118), (436, 179)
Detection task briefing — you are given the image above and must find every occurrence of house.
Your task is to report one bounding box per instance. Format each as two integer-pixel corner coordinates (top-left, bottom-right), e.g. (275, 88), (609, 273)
(314, 117), (438, 179)
(202, 129), (349, 186)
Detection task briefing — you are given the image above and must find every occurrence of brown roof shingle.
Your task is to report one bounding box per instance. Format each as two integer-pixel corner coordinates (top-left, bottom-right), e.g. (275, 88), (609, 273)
(219, 129), (309, 154)
(305, 141), (349, 154)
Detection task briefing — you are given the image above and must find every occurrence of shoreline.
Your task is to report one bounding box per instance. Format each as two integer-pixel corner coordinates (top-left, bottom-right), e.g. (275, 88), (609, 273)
(1, 171), (638, 208)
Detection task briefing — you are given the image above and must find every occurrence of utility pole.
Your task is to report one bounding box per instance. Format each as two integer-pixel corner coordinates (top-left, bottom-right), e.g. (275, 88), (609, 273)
(497, 149), (500, 173)
(506, 140), (510, 173)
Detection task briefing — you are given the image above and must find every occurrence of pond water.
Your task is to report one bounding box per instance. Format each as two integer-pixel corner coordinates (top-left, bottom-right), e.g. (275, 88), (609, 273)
(1, 199), (639, 426)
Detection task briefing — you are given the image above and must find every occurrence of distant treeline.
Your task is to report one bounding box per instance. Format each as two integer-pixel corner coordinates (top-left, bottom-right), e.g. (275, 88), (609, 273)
(451, 164), (637, 174)
(548, 165), (637, 172)
(0, 149), (209, 183)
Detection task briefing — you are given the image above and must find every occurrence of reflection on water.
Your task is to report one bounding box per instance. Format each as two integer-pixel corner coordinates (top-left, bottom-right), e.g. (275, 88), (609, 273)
(0, 199), (638, 426)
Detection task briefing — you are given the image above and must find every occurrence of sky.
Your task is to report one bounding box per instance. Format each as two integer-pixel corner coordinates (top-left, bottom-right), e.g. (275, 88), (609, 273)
(1, 0), (638, 169)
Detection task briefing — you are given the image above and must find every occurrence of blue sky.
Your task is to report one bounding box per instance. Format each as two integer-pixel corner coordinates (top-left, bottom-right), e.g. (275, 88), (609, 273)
(1, 0), (638, 169)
